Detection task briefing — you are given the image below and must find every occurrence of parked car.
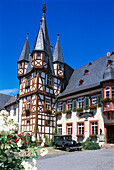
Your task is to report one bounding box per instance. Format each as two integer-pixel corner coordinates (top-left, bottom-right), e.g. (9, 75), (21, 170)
(53, 135), (82, 152)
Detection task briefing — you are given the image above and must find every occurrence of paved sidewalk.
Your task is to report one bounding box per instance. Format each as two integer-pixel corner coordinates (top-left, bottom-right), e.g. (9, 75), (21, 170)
(37, 149), (114, 170)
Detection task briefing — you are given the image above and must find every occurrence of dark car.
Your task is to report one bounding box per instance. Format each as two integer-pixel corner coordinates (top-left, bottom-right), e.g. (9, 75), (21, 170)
(53, 135), (82, 152)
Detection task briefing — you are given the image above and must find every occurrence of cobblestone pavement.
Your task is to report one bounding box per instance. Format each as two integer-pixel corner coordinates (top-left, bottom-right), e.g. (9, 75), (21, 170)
(37, 148), (114, 170)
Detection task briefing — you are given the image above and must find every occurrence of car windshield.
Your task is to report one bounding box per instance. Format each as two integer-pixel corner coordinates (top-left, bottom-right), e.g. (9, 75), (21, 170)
(65, 136), (72, 140)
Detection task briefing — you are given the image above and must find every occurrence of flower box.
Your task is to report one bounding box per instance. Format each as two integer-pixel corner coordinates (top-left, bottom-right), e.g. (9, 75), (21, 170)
(89, 134), (97, 138)
(25, 84), (30, 89)
(100, 97), (110, 103)
(76, 134), (84, 137)
(47, 85), (53, 89)
(45, 109), (52, 114)
(89, 105), (97, 110)
(76, 108), (84, 112)
(25, 109), (30, 113)
(65, 110), (72, 114)
(57, 111), (62, 115)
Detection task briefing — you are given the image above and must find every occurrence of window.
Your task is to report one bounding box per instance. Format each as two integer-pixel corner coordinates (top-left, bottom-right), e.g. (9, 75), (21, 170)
(67, 123), (72, 135)
(112, 86), (114, 97)
(58, 102), (62, 112)
(67, 100), (72, 110)
(90, 121), (98, 135)
(46, 100), (51, 110)
(32, 72), (36, 77)
(27, 100), (31, 109)
(78, 122), (84, 134)
(37, 53), (41, 60)
(78, 97), (84, 108)
(58, 125), (62, 135)
(72, 99), (76, 111)
(47, 77), (52, 86)
(20, 63), (22, 69)
(91, 95), (98, 106)
(13, 106), (16, 116)
(59, 64), (62, 70)
(27, 120), (30, 124)
(7, 108), (10, 116)
(27, 76), (30, 85)
(62, 102), (66, 113)
(105, 86), (110, 98)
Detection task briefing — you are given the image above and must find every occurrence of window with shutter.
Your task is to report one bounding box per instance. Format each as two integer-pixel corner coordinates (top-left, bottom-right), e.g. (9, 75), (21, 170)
(62, 102), (66, 113)
(72, 99), (77, 112)
(84, 96), (89, 109)
(97, 93), (102, 107)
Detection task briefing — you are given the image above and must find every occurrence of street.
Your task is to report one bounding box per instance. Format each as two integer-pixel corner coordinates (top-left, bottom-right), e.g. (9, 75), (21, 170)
(37, 148), (114, 170)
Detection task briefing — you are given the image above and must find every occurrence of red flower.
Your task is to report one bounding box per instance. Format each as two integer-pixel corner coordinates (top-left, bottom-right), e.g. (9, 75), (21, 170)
(10, 135), (12, 137)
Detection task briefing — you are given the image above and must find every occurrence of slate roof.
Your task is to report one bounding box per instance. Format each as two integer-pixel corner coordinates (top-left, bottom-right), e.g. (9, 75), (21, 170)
(58, 53), (114, 98)
(64, 63), (74, 82)
(0, 94), (13, 110)
(4, 95), (18, 108)
(18, 37), (30, 62)
(53, 37), (64, 63)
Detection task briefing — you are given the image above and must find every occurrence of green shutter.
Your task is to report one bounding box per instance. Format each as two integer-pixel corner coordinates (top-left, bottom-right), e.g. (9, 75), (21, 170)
(72, 99), (77, 112)
(84, 96), (89, 109)
(97, 93), (102, 107)
(62, 102), (66, 113)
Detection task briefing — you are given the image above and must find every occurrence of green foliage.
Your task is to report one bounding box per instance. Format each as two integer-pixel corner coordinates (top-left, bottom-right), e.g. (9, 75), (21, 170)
(53, 127), (57, 136)
(65, 110), (72, 114)
(82, 138), (101, 150)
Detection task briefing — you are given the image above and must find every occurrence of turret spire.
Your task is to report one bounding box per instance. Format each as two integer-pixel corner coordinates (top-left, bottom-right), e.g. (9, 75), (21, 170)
(42, 3), (47, 13)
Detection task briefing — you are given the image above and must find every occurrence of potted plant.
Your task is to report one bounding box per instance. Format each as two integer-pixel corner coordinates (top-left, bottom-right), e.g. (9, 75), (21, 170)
(45, 109), (52, 114)
(89, 134), (97, 138)
(100, 97), (110, 103)
(76, 134), (84, 137)
(25, 109), (30, 113)
(56, 111), (62, 115)
(65, 109), (72, 114)
(25, 84), (30, 88)
(89, 105), (97, 110)
(76, 108), (84, 112)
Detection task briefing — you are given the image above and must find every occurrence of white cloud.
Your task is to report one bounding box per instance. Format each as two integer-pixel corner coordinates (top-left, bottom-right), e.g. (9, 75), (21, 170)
(0, 88), (19, 95)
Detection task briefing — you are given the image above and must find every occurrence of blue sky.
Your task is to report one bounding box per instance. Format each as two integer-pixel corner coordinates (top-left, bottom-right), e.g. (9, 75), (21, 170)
(0, 0), (114, 95)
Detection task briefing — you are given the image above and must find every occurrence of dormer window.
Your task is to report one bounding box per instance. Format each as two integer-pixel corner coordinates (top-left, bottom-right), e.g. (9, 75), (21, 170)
(84, 69), (89, 75)
(107, 60), (112, 66)
(105, 86), (110, 98)
(89, 62), (92, 66)
(37, 53), (41, 60)
(79, 79), (83, 86)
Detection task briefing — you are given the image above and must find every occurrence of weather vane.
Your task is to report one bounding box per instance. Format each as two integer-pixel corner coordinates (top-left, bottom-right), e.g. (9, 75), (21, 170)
(42, 3), (47, 13)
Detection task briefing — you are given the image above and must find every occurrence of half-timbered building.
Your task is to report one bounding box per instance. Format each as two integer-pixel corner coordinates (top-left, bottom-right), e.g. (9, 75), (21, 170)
(17, 4), (73, 141)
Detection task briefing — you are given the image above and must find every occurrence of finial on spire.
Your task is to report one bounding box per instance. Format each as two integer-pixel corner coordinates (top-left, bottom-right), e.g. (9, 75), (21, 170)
(57, 34), (59, 40)
(27, 32), (29, 39)
(42, 3), (47, 13)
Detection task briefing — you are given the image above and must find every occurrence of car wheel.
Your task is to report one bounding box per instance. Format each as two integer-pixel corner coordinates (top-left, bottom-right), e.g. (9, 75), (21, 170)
(53, 144), (56, 149)
(65, 146), (70, 152)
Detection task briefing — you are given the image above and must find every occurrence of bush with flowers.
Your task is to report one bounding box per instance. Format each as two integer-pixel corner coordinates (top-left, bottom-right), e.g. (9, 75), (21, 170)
(0, 112), (48, 169)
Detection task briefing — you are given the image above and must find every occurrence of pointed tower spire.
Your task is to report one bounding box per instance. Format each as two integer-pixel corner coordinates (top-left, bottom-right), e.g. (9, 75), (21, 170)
(18, 33), (30, 62)
(42, 3), (47, 13)
(53, 34), (64, 63)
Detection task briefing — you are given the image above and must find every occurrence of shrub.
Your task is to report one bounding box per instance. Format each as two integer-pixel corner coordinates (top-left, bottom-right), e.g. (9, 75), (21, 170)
(82, 138), (101, 150)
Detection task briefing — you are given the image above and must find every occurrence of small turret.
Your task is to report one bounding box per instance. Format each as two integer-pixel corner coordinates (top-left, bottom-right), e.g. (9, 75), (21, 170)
(17, 33), (30, 77)
(53, 34), (64, 78)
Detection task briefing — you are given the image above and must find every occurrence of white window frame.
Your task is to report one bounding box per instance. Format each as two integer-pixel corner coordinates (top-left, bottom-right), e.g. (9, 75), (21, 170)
(58, 125), (62, 135)
(91, 121), (98, 135)
(67, 123), (72, 135)
(91, 95), (98, 106)
(78, 122), (84, 134)
(105, 86), (110, 98)
(67, 100), (72, 110)
(46, 100), (51, 110)
(58, 102), (62, 112)
(78, 97), (84, 108)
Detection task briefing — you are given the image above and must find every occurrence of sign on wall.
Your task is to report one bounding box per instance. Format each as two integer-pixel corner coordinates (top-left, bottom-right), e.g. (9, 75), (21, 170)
(79, 112), (93, 118)
(99, 134), (105, 142)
